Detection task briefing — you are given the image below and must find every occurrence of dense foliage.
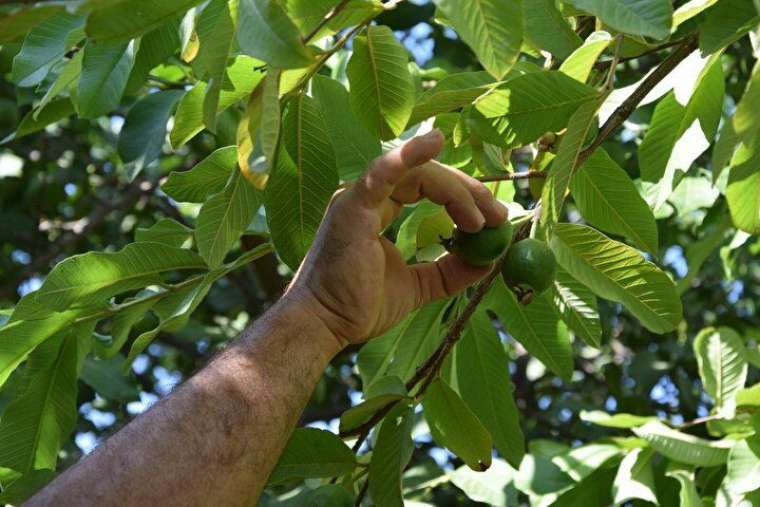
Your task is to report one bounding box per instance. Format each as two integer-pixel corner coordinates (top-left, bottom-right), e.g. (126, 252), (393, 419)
(1, 0), (760, 505)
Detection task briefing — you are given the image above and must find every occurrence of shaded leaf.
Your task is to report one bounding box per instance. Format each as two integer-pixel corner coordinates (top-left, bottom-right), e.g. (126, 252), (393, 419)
(633, 421), (732, 466)
(368, 404), (414, 507)
(85, 0), (204, 43)
(237, 0), (315, 68)
(694, 327), (748, 418)
(566, 0), (673, 39)
(78, 41), (133, 119)
(162, 146), (236, 203)
(269, 428), (356, 484)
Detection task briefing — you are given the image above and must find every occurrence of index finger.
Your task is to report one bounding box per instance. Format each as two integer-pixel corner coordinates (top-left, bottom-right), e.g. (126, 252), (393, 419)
(349, 129), (444, 209)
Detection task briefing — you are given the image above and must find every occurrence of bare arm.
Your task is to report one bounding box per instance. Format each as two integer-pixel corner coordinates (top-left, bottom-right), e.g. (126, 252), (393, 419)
(29, 130), (507, 506)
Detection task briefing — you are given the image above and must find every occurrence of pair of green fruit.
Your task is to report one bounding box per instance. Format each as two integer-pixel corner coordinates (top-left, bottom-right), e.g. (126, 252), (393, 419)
(446, 221), (557, 296)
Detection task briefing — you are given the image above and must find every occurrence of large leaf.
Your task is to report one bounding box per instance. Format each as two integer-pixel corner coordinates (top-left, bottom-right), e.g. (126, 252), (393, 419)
(565, 0), (673, 39)
(118, 89), (185, 176)
(523, 0), (581, 59)
(0, 311), (78, 387)
(347, 25), (415, 140)
(552, 443), (622, 481)
(0, 5), (64, 44)
(95, 293), (157, 359)
(727, 145), (760, 235)
(124, 20), (181, 94)
(170, 56), (264, 148)
(693, 327), (748, 418)
(612, 448), (658, 505)
(455, 310), (525, 468)
(34, 50), (83, 115)
(2, 99), (75, 144)
(541, 96), (603, 226)
(724, 434), (760, 495)
(195, 165), (261, 268)
(422, 378), (493, 471)
(485, 280), (573, 381)
(339, 377), (407, 434)
(559, 31), (613, 84)
(14, 242), (206, 318)
(85, 0), (204, 43)
(264, 94), (338, 271)
(80, 355), (140, 402)
(78, 41), (133, 119)
(475, 70), (599, 145)
(11, 12), (83, 88)
(312, 75), (380, 181)
(638, 54), (724, 206)
(698, 0), (760, 55)
(552, 269), (602, 348)
(450, 459), (517, 506)
(550, 224), (682, 334)
(356, 299), (448, 387)
(268, 428), (356, 484)
(579, 410), (656, 428)
(368, 404), (414, 507)
(570, 148), (659, 254)
(284, 0), (383, 39)
(0, 326), (87, 473)
(135, 219), (193, 248)
(162, 146), (236, 203)
(409, 71), (495, 126)
(732, 63), (760, 150)
(433, 0), (522, 79)
(237, 0), (314, 68)
(632, 421), (732, 466)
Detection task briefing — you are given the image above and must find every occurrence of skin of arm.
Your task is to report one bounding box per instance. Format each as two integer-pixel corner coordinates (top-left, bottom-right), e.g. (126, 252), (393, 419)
(28, 129), (507, 506)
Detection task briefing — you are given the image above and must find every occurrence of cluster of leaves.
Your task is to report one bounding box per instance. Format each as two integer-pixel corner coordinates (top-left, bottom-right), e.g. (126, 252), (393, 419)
(0, 0), (760, 505)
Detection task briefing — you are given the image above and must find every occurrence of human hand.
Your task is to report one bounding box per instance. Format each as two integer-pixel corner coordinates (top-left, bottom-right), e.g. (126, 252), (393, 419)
(284, 130), (508, 351)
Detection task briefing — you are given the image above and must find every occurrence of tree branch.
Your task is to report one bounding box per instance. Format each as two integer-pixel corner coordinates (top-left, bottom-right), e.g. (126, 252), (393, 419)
(301, 0), (351, 44)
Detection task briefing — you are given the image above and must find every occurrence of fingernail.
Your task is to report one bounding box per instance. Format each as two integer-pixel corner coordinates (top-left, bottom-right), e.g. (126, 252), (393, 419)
(420, 129), (442, 142)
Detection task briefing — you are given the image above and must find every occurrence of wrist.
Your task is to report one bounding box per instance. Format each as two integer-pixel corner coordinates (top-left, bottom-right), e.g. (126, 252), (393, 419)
(267, 293), (345, 360)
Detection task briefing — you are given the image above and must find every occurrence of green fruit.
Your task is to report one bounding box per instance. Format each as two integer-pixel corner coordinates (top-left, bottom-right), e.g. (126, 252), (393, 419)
(502, 238), (556, 295)
(446, 221), (514, 266)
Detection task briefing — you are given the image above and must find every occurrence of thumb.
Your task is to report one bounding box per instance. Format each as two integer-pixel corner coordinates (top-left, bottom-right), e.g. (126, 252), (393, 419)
(409, 254), (492, 307)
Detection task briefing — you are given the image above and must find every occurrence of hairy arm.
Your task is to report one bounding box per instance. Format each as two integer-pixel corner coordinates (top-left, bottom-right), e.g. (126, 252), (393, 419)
(29, 130), (506, 506)
(29, 299), (340, 506)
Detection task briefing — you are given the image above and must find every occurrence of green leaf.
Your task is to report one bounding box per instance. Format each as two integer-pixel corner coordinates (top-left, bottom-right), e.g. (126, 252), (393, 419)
(125, 20), (181, 94)
(15, 242), (206, 318)
(269, 428), (356, 484)
(163, 147), (236, 203)
(0, 470), (55, 505)
(396, 202), (445, 260)
(422, 378), (493, 471)
(523, 0), (581, 59)
(11, 12), (83, 87)
(638, 55), (724, 205)
(579, 410), (656, 428)
(433, 0), (522, 79)
(135, 218), (194, 249)
(727, 146), (760, 235)
(666, 468), (704, 507)
(514, 442), (574, 498)
(550, 465), (617, 507)
(0, 311), (79, 388)
(284, 0), (382, 39)
(632, 421), (732, 466)
(347, 25), (415, 140)
(1, 98), (74, 145)
(732, 63), (760, 150)
(552, 443), (622, 481)
(339, 377), (407, 434)
(698, 0), (760, 55)
(565, 0), (673, 40)
(552, 269), (602, 348)
(559, 31), (613, 83)
(170, 56), (264, 148)
(485, 280), (573, 381)
(259, 68), (282, 169)
(312, 75), (381, 181)
(408, 72), (495, 126)
(724, 434), (760, 495)
(80, 355), (140, 402)
(368, 404), (414, 507)
(450, 459), (517, 506)
(454, 310), (525, 468)
(476, 70), (599, 145)
(96, 293), (157, 359)
(356, 300), (448, 387)
(78, 41), (133, 119)
(550, 223), (682, 334)
(118, 89), (185, 176)
(196, 166), (261, 268)
(304, 485), (354, 507)
(0, 325), (88, 472)
(264, 94), (338, 271)
(570, 148), (659, 254)
(85, 0), (205, 43)
(0, 5), (64, 44)
(541, 96), (603, 226)
(673, 0), (719, 28)
(35, 50), (83, 116)
(237, 0), (315, 68)
(612, 448), (658, 505)
(694, 327), (748, 418)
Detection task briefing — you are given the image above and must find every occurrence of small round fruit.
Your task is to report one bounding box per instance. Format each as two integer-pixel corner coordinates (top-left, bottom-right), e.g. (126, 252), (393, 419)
(446, 221), (514, 267)
(502, 238), (556, 295)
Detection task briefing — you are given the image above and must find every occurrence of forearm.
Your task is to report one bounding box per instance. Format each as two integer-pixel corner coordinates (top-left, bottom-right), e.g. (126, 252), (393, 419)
(29, 298), (340, 507)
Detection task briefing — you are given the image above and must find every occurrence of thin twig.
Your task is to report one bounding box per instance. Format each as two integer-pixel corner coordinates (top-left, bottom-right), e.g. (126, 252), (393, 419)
(477, 171), (548, 183)
(594, 37), (689, 70)
(302, 0), (351, 44)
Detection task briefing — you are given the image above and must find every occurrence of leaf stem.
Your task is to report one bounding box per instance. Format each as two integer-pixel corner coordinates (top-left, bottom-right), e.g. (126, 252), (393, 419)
(477, 170), (548, 182)
(301, 0), (351, 45)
